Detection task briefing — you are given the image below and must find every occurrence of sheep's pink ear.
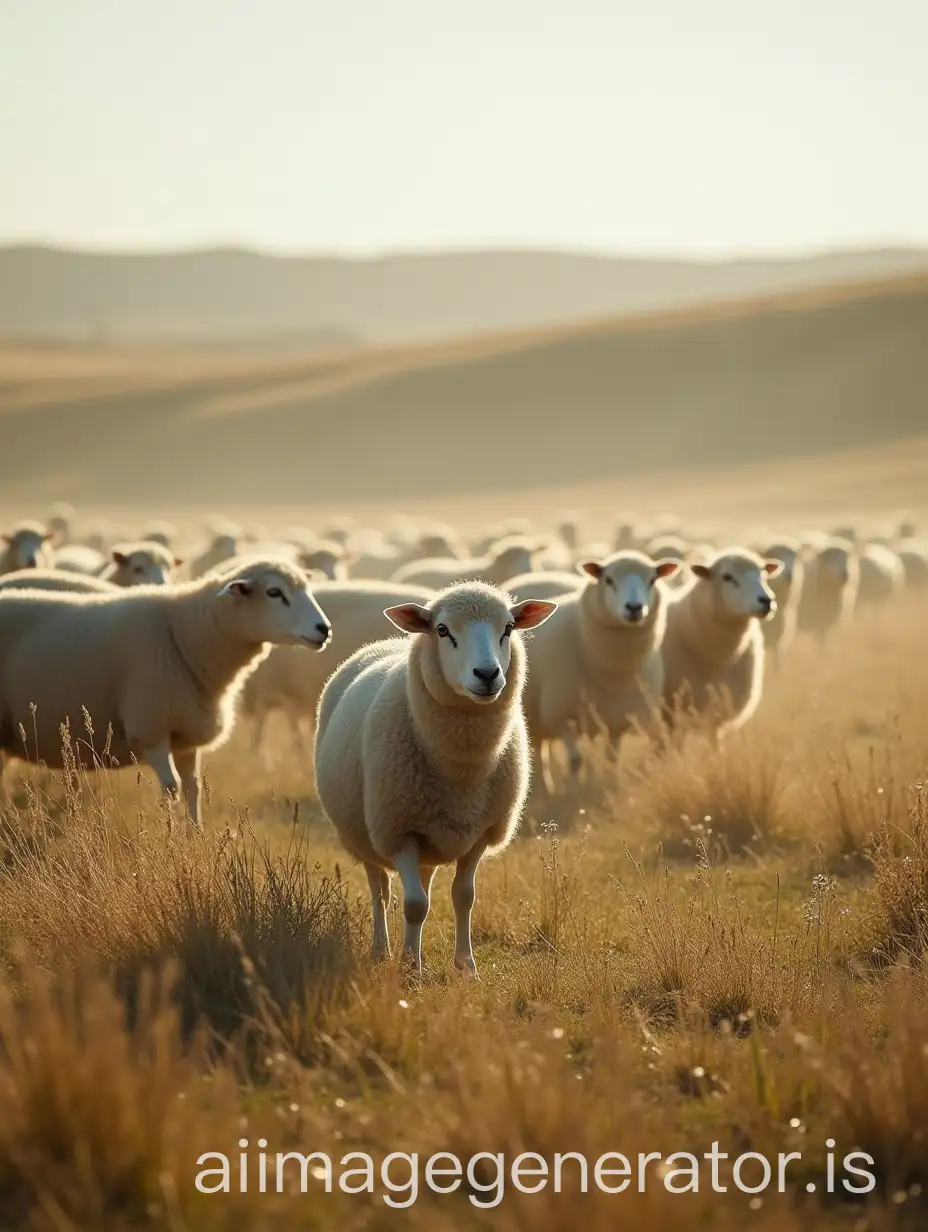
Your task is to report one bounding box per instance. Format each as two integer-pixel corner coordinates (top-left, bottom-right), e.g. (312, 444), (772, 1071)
(219, 578), (252, 598)
(578, 560), (603, 579)
(763, 559), (784, 577)
(691, 564), (712, 580)
(111, 550), (128, 566)
(384, 603), (432, 633)
(510, 599), (558, 629)
(655, 559), (681, 579)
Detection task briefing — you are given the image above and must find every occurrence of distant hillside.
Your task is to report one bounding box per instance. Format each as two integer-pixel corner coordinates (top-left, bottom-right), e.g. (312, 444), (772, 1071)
(0, 272), (926, 511)
(2, 244), (928, 344)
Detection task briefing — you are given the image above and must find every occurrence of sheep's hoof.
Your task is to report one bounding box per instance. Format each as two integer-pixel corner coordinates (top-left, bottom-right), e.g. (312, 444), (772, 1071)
(454, 955), (479, 979)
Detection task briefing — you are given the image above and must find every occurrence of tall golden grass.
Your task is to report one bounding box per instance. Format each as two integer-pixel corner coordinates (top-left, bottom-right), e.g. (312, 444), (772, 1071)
(0, 595), (925, 1229)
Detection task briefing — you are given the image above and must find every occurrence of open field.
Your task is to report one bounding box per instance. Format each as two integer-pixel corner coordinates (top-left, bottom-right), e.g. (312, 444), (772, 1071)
(1, 270), (927, 513)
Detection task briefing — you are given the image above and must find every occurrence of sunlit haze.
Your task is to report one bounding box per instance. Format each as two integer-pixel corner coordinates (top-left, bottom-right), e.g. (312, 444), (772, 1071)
(3, 0), (927, 256)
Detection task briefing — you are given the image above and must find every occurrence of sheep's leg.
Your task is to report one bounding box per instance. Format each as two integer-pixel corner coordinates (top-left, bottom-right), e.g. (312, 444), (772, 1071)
(287, 712), (307, 756)
(452, 841), (487, 977)
(392, 837), (432, 973)
(251, 708), (271, 765)
(173, 748), (202, 828)
(365, 862), (392, 961)
(563, 728), (583, 780)
(531, 742), (551, 797)
(140, 742), (182, 826)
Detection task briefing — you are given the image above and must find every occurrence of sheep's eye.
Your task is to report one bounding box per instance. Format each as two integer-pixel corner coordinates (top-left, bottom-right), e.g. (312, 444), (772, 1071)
(266, 586), (290, 605)
(722, 573), (736, 584)
(436, 623), (450, 638)
(502, 622), (514, 641)
(603, 575), (615, 588)
(133, 564), (144, 574)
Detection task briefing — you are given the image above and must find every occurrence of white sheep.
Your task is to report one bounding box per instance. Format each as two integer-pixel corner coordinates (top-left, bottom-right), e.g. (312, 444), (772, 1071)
(759, 538), (804, 667)
(313, 581), (556, 974)
(55, 544), (109, 576)
(504, 570), (584, 601)
(241, 579), (435, 759)
(0, 569), (117, 596)
(393, 535), (546, 589)
(0, 559), (331, 824)
(897, 539), (928, 591)
(298, 540), (350, 581)
(0, 520), (55, 574)
(856, 542), (905, 609)
(45, 502), (76, 545)
(796, 538), (859, 645)
(521, 551), (680, 790)
(101, 541), (182, 587)
(661, 550), (782, 733)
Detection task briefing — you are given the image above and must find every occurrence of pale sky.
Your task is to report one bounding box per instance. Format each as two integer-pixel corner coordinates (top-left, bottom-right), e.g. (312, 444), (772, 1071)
(3, 0), (927, 256)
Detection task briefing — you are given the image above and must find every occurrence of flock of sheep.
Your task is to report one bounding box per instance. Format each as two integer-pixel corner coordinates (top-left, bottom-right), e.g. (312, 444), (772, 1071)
(0, 502), (925, 974)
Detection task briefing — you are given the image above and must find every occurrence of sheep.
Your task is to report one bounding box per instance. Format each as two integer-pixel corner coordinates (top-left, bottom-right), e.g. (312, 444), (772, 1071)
(393, 535), (546, 589)
(856, 543), (905, 609)
(0, 559), (331, 825)
(46, 502), (76, 545)
(0, 569), (117, 595)
(101, 541), (182, 587)
(189, 531), (240, 579)
(759, 538), (805, 668)
(142, 520), (177, 549)
(313, 581), (557, 974)
(796, 538), (859, 645)
(522, 551), (680, 788)
(660, 550), (782, 734)
(521, 551), (680, 791)
(0, 520), (56, 574)
(298, 539), (350, 581)
(241, 579), (435, 759)
(897, 539), (928, 591)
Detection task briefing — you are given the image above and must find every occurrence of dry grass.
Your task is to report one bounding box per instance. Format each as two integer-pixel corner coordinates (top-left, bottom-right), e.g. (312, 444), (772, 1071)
(0, 590), (926, 1229)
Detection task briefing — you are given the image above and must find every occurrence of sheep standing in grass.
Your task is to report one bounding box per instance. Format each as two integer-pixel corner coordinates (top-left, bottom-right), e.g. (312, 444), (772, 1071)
(760, 539), (804, 668)
(0, 521), (55, 574)
(661, 550), (782, 734)
(521, 552), (680, 791)
(314, 582), (556, 974)
(796, 538), (859, 645)
(0, 560), (331, 824)
(101, 542), (182, 587)
(393, 535), (545, 589)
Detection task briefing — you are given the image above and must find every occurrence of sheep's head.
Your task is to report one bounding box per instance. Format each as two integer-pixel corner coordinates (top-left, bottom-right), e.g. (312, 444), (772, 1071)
(690, 550), (782, 621)
(299, 540), (348, 581)
(489, 536), (548, 579)
(385, 582), (556, 706)
(817, 541), (857, 588)
(1, 521), (54, 570)
(217, 559), (331, 651)
(578, 551), (679, 626)
(109, 541), (181, 586)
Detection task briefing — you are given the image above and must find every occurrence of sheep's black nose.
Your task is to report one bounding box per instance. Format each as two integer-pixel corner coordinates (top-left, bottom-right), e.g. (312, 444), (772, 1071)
(316, 622), (331, 638)
(758, 594), (772, 611)
(473, 666), (501, 684)
(624, 602), (644, 619)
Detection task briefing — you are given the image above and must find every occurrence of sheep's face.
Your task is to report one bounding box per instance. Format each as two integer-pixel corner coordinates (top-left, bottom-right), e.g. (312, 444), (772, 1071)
(2, 526), (54, 570)
(218, 562), (332, 650)
(385, 588), (557, 705)
(579, 553), (680, 626)
(691, 553), (782, 620)
(818, 545), (855, 588)
(110, 544), (179, 587)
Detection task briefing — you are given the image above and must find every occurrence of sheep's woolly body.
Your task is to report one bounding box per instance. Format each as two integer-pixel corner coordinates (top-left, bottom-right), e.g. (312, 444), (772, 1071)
(504, 570), (583, 601)
(0, 560), (327, 803)
(0, 569), (117, 596)
(856, 543), (904, 608)
(761, 540), (804, 663)
(661, 552), (774, 731)
(796, 539), (859, 642)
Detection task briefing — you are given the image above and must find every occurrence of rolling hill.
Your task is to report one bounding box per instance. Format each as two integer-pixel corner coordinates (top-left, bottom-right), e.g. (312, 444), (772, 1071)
(2, 243), (928, 345)
(1, 272), (926, 522)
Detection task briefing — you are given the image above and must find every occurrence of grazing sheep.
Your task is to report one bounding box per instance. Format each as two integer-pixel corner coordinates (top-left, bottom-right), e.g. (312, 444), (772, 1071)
(394, 535), (545, 589)
(242, 579), (435, 758)
(760, 538), (804, 668)
(796, 538), (859, 645)
(521, 551), (680, 790)
(856, 543), (905, 609)
(661, 550), (782, 734)
(298, 540), (349, 581)
(55, 544), (109, 576)
(0, 560), (331, 824)
(314, 582), (556, 974)
(898, 540), (928, 591)
(0, 521), (55, 574)
(101, 541), (181, 587)
(0, 569), (117, 595)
